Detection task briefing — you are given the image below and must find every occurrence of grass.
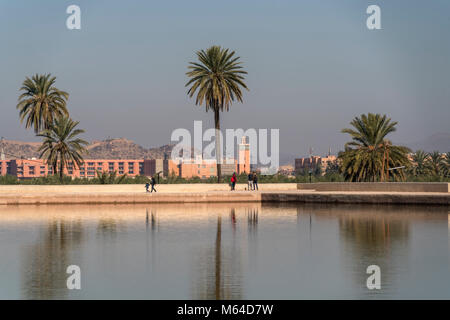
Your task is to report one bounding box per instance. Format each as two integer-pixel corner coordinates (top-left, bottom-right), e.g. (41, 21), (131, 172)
(2, 172), (447, 185)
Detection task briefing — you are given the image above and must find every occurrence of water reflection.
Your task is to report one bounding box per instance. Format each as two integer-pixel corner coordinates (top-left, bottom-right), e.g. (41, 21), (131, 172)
(338, 209), (410, 296)
(192, 211), (243, 299)
(21, 219), (83, 299)
(0, 203), (445, 299)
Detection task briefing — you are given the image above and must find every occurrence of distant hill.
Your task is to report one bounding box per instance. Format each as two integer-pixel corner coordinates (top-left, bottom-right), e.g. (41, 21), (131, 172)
(1, 138), (175, 160)
(406, 133), (450, 153)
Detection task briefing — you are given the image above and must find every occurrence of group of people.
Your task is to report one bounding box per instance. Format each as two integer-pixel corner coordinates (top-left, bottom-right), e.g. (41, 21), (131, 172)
(247, 172), (258, 191)
(229, 172), (259, 191)
(146, 173), (259, 193)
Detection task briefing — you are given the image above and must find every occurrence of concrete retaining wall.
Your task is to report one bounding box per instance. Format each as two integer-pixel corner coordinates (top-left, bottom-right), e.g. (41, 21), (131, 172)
(262, 192), (450, 205)
(0, 183), (297, 195)
(297, 182), (449, 193)
(0, 190), (448, 206)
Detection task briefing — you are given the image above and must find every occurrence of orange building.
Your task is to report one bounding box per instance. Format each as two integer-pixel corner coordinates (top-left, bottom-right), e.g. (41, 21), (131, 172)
(0, 159), (147, 179)
(0, 137), (251, 180)
(163, 136), (251, 179)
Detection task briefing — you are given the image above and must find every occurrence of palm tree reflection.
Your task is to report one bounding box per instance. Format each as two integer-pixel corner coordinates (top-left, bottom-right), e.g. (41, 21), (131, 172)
(21, 219), (83, 299)
(192, 208), (245, 299)
(338, 210), (410, 293)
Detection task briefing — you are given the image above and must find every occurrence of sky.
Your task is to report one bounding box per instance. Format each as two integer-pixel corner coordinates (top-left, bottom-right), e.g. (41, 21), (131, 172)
(0, 0), (449, 162)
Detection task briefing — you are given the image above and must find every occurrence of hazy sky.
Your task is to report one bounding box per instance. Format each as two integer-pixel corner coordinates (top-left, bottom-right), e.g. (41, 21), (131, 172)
(0, 0), (449, 160)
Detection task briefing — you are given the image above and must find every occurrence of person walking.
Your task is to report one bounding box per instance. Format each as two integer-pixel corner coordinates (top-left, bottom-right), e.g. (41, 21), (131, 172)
(230, 172), (237, 191)
(252, 172), (258, 191)
(150, 176), (157, 193)
(247, 172), (253, 191)
(145, 182), (150, 193)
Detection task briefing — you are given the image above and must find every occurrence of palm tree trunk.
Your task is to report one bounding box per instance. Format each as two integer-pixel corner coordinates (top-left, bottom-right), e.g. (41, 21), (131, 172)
(386, 149), (390, 182)
(59, 156), (64, 183)
(214, 110), (222, 183)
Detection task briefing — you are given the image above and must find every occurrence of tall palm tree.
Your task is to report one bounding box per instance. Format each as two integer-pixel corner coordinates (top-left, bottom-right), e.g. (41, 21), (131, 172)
(37, 116), (88, 182)
(427, 151), (443, 177)
(411, 150), (430, 176)
(338, 113), (410, 182)
(17, 74), (69, 133)
(186, 46), (248, 183)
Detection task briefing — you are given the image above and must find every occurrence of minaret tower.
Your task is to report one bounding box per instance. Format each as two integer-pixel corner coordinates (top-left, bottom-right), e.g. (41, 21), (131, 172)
(238, 136), (250, 174)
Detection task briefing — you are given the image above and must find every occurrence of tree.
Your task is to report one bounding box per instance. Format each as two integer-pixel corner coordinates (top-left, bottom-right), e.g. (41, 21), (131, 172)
(17, 74), (69, 133)
(442, 152), (450, 178)
(96, 170), (128, 184)
(37, 116), (88, 182)
(427, 151), (443, 177)
(410, 150), (430, 176)
(338, 113), (410, 182)
(186, 46), (248, 183)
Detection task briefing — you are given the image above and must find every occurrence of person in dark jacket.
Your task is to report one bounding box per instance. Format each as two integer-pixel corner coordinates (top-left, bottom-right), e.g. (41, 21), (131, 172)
(145, 182), (150, 192)
(150, 176), (157, 193)
(247, 172), (253, 191)
(252, 172), (258, 191)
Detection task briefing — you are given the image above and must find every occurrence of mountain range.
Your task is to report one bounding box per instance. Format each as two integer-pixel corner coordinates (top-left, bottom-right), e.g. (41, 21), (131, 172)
(0, 138), (175, 160)
(1, 133), (448, 163)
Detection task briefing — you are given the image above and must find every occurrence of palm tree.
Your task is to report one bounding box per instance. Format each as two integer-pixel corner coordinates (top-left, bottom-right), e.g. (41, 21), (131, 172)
(186, 46), (248, 183)
(37, 116), (88, 182)
(338, 113), (410, 182)
(441, 152), (450, 178)
(96, 170), (128, 184)
(427, 151), (443, 177)
(411, 150), (430, 176)
(17, 74), (69, 133)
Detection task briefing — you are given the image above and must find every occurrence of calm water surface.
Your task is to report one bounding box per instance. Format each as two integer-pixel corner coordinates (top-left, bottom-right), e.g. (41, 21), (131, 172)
(0, 203), (449, 299)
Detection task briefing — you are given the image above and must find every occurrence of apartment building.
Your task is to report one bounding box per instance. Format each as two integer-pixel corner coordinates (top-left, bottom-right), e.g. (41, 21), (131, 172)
(0, 137), (251, 180)
(295, 154), (337, 173)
